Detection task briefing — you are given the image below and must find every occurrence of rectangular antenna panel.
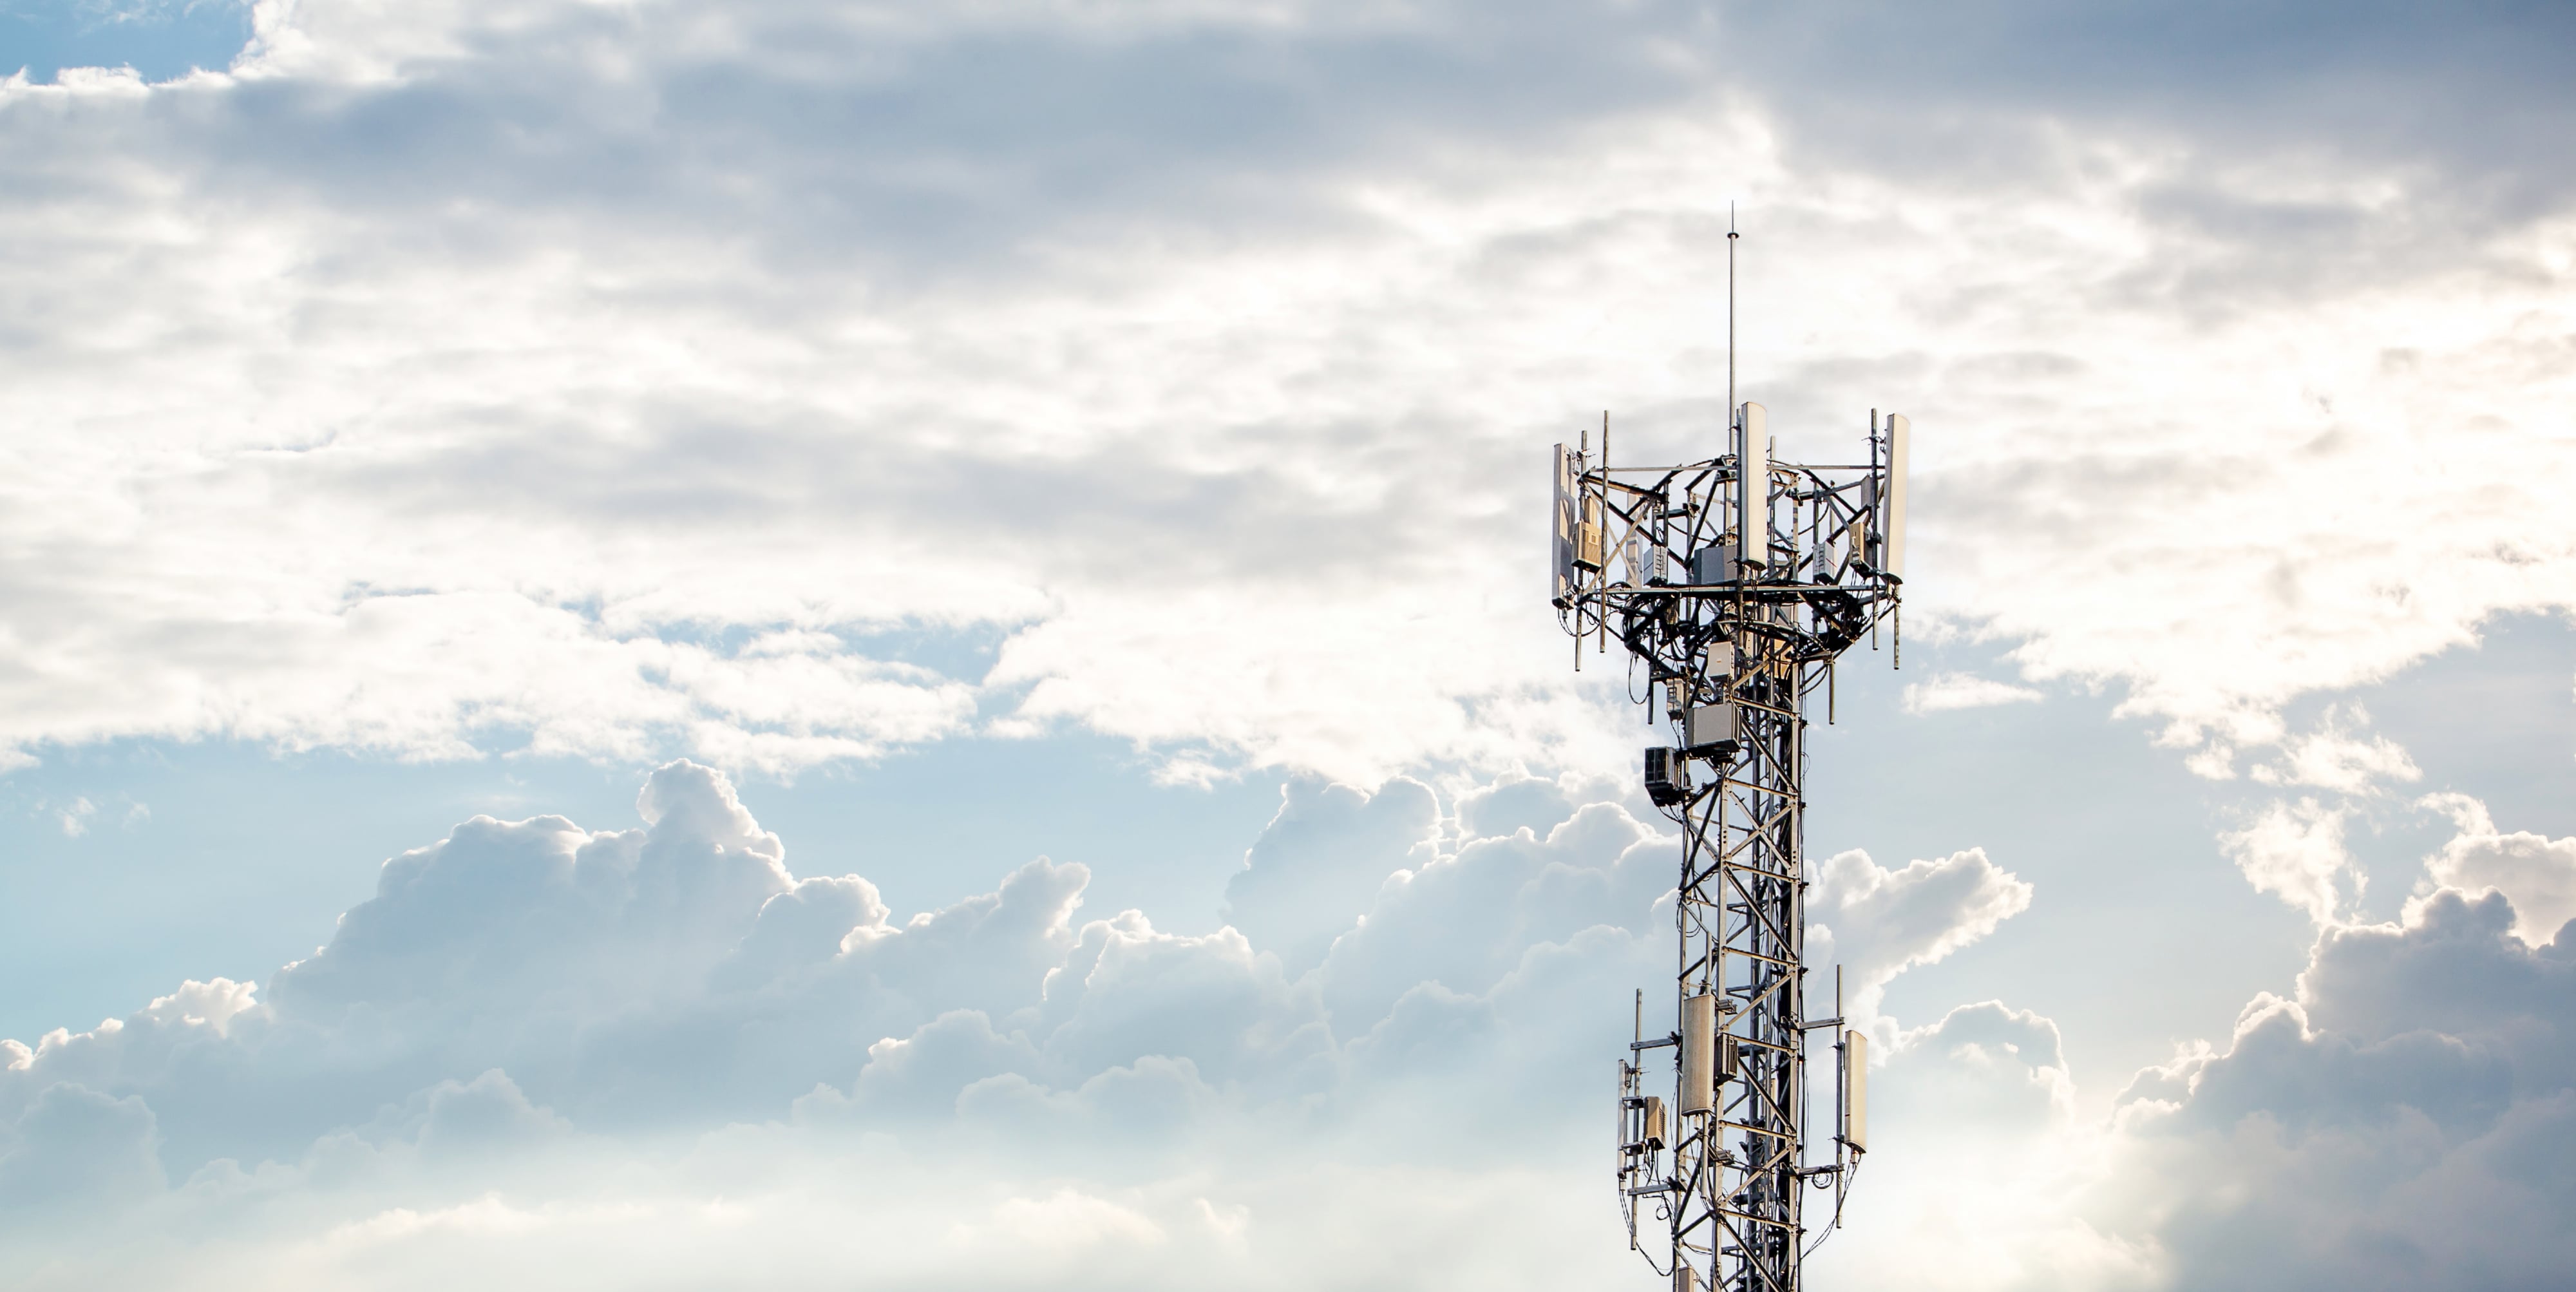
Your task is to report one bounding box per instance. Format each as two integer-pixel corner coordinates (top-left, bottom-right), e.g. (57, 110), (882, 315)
(1625, 498), (1669, 585)
(1844, 1029), (1869, 1152)
(1550, 444), (1578, 604)
(1883, 414), (1909, 579)
(1689, 546), (1732, 585)
(1679, 993), (1718, 1114)
(1642, 1094), (1666, 1148)
(1684, 703), (1738, 753)
(1736, 402), (1768, 571)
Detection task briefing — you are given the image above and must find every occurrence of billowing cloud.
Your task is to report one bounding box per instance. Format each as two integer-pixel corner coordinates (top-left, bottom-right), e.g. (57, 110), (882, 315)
(1219, 777), (1439, 976)
(1808, 846), (2036, 1023)
(0, 760), (2034, 1287)
(0, 1081), (166, 1215)
(28, 756), (2570, 1292)
(1819, 818), (2576, 1292)
(1814, 1002), (2154, 1292)
(2106, 886), (2576, 1289)
(2416, 792), (2576, 945)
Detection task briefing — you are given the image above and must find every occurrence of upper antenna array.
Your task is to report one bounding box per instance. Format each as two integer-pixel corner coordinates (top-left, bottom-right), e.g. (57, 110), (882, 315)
(1547, 222), (1911, 1292)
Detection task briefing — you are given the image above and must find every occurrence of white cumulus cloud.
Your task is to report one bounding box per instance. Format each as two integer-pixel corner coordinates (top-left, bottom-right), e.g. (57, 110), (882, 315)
(1903, 672), (2047, 714)
(2414, 792), (2576, 945)
(2219, 797), (2358, 924)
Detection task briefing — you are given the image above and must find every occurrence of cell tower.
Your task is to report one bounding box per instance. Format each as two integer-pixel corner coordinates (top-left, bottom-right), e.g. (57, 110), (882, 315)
(1549, 225), (1908, 1292)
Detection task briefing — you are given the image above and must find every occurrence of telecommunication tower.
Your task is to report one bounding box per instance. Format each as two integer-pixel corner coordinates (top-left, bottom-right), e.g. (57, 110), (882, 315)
(1549, 225), (1909, 1292)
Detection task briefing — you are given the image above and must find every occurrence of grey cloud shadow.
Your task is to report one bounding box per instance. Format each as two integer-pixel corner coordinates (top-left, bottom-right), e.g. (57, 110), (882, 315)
(279, 399), (1504, 596)
(1729, 0), (2576, 197)
(122, 1), (1724, 287)
(1716, 1), (2576, 314)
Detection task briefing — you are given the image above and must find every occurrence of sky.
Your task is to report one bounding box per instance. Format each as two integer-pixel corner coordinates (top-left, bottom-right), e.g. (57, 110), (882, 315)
(3, 1), (2574, 1287)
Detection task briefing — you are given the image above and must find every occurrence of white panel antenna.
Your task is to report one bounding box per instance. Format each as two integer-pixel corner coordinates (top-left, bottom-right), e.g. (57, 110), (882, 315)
(1843, 1029), (1870, 1153)
(1883, 413), (1909, 579)
(1678, 993), (1718, 1114)
(1549, 443), (1578, 605)
(1735, 402), (1768, 572)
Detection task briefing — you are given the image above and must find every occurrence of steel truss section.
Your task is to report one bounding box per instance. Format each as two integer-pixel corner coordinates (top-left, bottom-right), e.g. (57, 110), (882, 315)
(1573, 404), (1904, 1292)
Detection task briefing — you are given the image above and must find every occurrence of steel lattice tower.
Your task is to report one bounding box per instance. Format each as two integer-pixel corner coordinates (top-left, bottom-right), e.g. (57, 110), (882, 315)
(1551, 385), (1908, 1292)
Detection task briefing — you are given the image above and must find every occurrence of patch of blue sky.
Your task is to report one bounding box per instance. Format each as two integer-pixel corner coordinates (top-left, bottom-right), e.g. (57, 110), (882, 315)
(1815, 616), (2576, 1107)
(0, 737), (635, 1043)
(743, 729), (1285, 933)
(2304, 611), (2576, 841)
(1806, 637), (2303, 1108)
(0, 0), (252, 83)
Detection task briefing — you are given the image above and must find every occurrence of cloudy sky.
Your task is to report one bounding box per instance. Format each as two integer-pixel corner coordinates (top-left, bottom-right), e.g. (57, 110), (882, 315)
(5, 0), (2574, 1286)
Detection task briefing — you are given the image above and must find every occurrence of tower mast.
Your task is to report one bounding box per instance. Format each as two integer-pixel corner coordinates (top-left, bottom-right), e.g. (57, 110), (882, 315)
(1549, 233), (1909, 1292)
